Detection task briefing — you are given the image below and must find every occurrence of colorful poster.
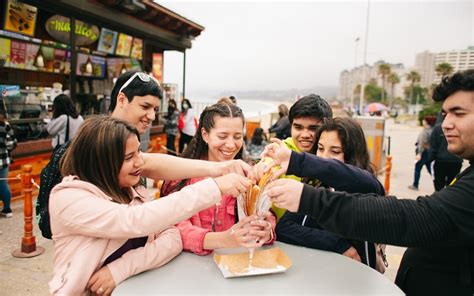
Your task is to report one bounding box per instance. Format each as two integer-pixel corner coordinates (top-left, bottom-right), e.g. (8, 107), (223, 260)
(53, 48), (66, 73)
(152, 53), (163, 83)
(64, 50), (71, 74)
(130, 38), (143, 60)
(115, 33), (133, 56)
(106, 57), (123, 78)
(91, 55), (106, 78)
(0, 38), (11, 67)
(4, 0), (38, 37)
(40, 46), (55, 72)
(24, 42), (39, 70)
(77, 53), (92, 76)
(10, 40), (26, 69)
(97, 28), (118, 54)
(129, 58), (142, 71)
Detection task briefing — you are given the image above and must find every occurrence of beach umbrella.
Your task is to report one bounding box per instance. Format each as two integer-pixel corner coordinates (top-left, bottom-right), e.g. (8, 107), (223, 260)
(365, 102), (388, 113)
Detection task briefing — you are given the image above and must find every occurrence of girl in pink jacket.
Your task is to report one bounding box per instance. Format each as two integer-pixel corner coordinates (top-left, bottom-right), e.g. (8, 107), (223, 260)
(162, 103), (276, 255)
(49, 117), (250, 295)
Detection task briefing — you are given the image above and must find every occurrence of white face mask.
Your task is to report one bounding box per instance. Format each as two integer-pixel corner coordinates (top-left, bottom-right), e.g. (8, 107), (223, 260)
(183, 103), (189, 109)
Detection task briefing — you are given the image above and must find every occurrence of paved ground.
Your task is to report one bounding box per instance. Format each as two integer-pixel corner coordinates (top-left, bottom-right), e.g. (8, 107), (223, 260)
(1, 119), (466, 295)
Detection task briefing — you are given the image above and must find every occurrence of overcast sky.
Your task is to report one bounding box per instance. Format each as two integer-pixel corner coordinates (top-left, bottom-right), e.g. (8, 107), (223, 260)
(160, 0), (473, 94)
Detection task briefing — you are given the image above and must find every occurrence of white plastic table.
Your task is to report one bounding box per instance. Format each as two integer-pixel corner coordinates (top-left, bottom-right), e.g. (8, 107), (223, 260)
(115, 242), (403, 295)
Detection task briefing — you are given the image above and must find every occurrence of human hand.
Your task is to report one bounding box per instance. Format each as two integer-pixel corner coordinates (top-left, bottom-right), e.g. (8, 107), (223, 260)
(260, 138), (291, 179)
(214, 173), (251, 197)
(415, 154), (421, 161)
(211, 159), (256, 182)
(87, 266), (116, 295)
(266, 179), (304, 212)
(342, 246), (361, 262)
(249, 211), (274, 246)
(227, 215), (260, 248)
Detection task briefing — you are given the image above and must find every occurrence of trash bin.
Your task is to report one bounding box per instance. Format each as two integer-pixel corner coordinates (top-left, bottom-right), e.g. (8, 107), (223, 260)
(354, 116), (385, 173)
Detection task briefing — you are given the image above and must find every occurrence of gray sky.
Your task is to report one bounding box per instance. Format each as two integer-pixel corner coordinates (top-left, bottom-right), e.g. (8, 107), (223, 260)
(160, 0), (473, 93)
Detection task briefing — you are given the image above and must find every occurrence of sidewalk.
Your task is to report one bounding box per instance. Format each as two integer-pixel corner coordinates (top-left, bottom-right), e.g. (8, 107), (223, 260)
(0, 119), (454, 295)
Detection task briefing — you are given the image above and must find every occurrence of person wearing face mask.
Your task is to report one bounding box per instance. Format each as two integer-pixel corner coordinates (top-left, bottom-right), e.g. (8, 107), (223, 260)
(161, 103), (275, 255)
(163, 99), (179, 155)
(178, 98), (197, 154)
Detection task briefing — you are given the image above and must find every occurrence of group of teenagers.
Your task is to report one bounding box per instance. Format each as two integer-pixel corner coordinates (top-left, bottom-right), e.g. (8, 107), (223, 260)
(46, 69), (474, 295)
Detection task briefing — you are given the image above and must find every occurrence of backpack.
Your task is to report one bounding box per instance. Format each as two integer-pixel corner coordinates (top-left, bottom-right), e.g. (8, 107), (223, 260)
(36, 141), (71, 239)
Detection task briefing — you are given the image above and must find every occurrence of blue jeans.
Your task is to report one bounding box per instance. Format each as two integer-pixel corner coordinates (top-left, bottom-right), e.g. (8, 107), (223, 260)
(413, 151), (432, 188)
(0, 166), (11, 211)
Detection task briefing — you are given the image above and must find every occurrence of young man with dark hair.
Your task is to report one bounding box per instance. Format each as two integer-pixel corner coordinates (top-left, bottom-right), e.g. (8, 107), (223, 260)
(265, 69), (474, 295)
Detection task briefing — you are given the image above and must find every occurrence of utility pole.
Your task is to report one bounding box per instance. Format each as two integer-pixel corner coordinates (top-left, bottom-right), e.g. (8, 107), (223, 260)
(350, 37), (360, 110)
(359, 0), (371, 115)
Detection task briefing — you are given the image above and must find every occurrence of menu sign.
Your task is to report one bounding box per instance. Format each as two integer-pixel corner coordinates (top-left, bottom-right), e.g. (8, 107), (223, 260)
(130, 38), (143, 60)
(24, 43), (39, 70)
(10, 40), (26, 69)
(97, 28), (118, 54)
(45, 15), (99, 46)
(4, 0), (37, 37)
(0, 38), (11, 67)
(152, 53), (163, 83)
(115, 33), (133, 56)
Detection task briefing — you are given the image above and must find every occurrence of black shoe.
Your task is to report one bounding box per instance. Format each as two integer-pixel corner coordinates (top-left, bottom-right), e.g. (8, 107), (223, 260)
(1, 209), (13, 218)
(408, 185), (419, 191)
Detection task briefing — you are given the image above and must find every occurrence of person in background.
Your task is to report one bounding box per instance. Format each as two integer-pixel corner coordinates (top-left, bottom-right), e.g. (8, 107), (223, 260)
(178, 98), (197, 154)
(429, 112), (463, 191)
(161, 103), (275, 255)
(267, 117), (386, 272)
(46, 94), (84, 149)
(163, 99), (179, 156)
(0, 110), (17, 218)
(49, 116), (249, 294)
(408, 115), (437, 190)
(264, 69), (474, 295)
(268, 104), (291, 140)
(247, 127), (268, 163)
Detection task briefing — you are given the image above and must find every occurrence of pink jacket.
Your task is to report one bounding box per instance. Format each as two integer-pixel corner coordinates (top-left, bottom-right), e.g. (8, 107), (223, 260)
(49, 176), (221, 295)
(174, 178), (276, 255)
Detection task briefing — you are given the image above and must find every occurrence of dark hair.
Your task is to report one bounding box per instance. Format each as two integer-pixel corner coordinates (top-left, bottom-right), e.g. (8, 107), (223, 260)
(289, 94), (333, 124)
(109, 71), (162, 112)
(182, 103), (245, 160)
(251, 127), (266, 146)
(433, 69), (474, 102)
(165, 99), (177, 119)
(181, 98), (193, 110)
(52, 94), (79, 119)
(229, 96), (236, 104)
(315, 117), (374, 175)
(60, 116), (141, 204)
(423, 115), (437, 127)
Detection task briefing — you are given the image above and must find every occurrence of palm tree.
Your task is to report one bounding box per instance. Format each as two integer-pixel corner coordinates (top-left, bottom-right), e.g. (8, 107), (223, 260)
(378, 63), (391, 104)
(387, 72), (400, 108)
(406, 70), (421, 104)
(435, 62), (454, 79)
(353, 84), (361, 110)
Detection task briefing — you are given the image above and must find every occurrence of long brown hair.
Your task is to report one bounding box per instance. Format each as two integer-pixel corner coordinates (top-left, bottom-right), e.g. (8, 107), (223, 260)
(60, 116), (141, 204)
(315, 117), (375, 175)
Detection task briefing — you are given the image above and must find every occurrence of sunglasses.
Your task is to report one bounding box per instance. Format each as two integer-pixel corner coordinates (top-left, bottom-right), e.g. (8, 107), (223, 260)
(118, 72), (160, 94)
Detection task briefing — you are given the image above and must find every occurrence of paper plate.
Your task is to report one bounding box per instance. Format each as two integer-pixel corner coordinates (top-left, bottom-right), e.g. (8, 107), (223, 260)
(213, 247), (292, 278)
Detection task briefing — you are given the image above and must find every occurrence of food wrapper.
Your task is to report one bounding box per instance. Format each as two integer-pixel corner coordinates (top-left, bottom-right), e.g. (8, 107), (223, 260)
(237, 158), (278, 218)
(213, 247), (292, 278)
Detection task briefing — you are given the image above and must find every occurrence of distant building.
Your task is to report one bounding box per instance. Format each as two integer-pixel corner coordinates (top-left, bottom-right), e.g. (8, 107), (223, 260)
(338, 61), (407, 104)
(434, 47), (474, 82)
(414, 50), (436, 87)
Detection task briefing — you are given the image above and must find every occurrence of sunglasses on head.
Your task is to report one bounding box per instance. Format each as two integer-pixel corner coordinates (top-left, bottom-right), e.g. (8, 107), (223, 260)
(118, 72), (160, 94)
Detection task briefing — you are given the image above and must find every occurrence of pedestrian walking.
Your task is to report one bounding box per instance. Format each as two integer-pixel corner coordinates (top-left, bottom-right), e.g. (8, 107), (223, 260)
(0, 110), (17, 218)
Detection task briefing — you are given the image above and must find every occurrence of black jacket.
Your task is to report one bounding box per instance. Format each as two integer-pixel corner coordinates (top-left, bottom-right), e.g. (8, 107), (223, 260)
(296, 162), (474, 295)
(276, 151), (385, 269)
(429, 123), (463, 163)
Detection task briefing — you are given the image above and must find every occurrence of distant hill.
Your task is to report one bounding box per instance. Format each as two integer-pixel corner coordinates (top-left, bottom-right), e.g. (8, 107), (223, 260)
(186, 86), (338, 102)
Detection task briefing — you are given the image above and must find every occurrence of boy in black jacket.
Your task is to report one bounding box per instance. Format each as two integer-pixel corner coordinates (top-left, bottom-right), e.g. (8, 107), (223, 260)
(265, 69), (474, 295)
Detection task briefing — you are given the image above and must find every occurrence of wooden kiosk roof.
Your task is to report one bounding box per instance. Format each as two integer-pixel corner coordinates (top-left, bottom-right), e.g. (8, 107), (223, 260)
(21, 0), (204, 51)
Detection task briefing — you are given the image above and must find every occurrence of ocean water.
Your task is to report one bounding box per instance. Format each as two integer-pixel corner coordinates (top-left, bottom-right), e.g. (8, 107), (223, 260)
(192, 98), (280, 119)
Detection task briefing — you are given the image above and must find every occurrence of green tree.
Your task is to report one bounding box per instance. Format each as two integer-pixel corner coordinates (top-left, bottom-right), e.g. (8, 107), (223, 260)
(364, 79), (385, 103)
(377, 63), (391, 104)
(435, 62), (454, 78)
(406, 70), (421, 104)
(387, 72), (400, 107)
